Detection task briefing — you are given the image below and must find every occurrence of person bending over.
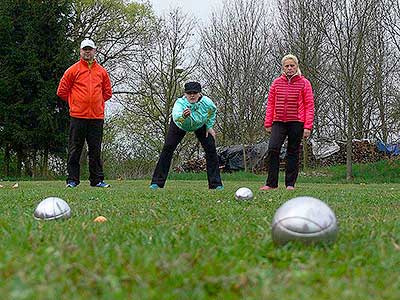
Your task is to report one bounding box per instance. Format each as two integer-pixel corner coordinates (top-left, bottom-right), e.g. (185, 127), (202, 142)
(150, 81), (223, 190)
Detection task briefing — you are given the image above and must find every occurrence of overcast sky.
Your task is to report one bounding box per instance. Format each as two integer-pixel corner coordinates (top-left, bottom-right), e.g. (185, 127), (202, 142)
(149, 0), (224, 24)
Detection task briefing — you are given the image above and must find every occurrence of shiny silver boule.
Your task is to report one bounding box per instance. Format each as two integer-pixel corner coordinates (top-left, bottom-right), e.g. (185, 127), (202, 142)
(271, 196), (338, 245)
(34, 197), (71, 220)
(235, 187), (254, 201)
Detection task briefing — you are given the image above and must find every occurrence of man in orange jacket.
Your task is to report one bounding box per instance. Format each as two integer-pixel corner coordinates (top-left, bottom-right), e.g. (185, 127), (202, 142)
(57, 38), (112, 188)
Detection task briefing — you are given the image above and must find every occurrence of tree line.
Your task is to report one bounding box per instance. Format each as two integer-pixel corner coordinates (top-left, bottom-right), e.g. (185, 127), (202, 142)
(1, 0), (400, 180)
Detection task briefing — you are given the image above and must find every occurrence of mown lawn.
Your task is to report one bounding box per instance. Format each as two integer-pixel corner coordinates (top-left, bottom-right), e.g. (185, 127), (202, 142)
(0, 178), (399, 299)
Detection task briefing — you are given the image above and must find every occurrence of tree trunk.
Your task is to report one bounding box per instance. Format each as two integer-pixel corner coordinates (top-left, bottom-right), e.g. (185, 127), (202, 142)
(43, 148), (49, 178)
(346, 107), (353, 181)
(302, 139), (308, 171)
(242, 144), (247, 172)
(346, 138), (353, 181)
(32, 150), (37, 179)
(4, 145), (11, 177)
(16, 149), (23, 178)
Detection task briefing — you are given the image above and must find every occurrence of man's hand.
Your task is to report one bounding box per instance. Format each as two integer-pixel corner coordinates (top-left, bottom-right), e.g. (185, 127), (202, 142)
(303, 129), (311, 138)
(265, 127), (272, 134)
(206, 128), (216, 138)
(183, 108), (191, 118)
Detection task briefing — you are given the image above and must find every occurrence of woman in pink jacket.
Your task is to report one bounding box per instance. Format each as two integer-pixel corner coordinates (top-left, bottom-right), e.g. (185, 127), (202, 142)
(260, 54), (314, 191)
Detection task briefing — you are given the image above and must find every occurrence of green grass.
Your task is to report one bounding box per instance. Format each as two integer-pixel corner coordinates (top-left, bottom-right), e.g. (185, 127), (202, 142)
(168, 170), (263, 181)
(0, 176), (399, 299)
(326, 158), (400, 183)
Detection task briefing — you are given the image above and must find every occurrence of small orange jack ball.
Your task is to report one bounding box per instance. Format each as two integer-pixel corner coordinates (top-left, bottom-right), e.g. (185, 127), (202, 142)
(94, 216), (107, 223)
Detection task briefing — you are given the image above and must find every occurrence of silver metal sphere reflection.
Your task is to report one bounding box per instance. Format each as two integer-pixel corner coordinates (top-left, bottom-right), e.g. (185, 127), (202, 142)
(271, 196), (338, 245)
(235, 187), (254, 201)
(34, 197), (71, 220)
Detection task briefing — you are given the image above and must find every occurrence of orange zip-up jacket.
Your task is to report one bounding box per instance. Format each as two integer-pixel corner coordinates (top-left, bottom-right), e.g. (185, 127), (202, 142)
(57, 58), (112, 119)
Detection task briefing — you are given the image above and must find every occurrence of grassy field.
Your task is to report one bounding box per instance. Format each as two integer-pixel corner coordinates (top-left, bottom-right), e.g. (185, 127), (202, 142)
(0, 172), (399, 299)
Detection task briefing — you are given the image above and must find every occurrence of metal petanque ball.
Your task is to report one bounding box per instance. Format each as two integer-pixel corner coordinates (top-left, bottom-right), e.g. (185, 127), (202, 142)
(34, 197), (71, 221)
(271, 196), (338, 245)
(235, 187), (254, 201)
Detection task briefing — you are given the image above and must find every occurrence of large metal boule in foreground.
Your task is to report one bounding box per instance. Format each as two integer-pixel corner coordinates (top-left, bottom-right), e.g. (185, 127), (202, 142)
(271, 196), (338, 245)
(34, 197), (71, 220)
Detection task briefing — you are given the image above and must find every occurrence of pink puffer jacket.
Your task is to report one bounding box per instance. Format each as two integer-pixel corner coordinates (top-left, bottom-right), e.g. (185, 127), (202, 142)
(264, 74), (314, 130)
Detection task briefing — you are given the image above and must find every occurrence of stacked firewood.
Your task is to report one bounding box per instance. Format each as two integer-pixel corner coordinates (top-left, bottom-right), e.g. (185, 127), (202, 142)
(246, 140), (385, 171)
(174, 158), (207, 173)
(352, 140), (384, 163)
(176, 140), (387, 173)
(310, 140), (384, 167)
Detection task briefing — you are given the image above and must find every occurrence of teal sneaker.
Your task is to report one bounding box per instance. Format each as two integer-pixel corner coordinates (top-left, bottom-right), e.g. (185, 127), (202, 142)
(66, 181), (78, 188)
(95, 181), (111, 188)
(215, 186), (224, 191)
(150, 183), (160, 190)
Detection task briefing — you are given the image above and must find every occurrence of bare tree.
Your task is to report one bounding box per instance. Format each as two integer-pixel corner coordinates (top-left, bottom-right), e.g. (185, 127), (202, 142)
(114, 8), (200, 163)
(309, 0), (381, 180)
(201, 0), (275, 170)
(274, 0), (327, 169)
(382, 0), (400, 141)
(367, 3), (394, 143)
(385, 0), (400, 53)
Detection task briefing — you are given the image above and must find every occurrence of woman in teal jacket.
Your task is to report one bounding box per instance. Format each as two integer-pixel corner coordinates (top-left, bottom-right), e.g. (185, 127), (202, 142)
(150, 81), (223, 190)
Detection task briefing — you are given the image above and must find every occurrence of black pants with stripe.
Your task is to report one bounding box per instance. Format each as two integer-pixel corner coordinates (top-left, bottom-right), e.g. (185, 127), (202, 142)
(266, 121), (304, 188)
(67, 117), (105, 186)
(151, 120), (222, 189)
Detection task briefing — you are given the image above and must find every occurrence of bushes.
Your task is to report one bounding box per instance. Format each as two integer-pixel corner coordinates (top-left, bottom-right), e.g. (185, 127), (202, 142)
(103, 158), (155, 180)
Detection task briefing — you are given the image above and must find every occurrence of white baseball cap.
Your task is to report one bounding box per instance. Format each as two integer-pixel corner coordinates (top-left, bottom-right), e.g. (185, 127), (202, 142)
(80, 38), (96, 49)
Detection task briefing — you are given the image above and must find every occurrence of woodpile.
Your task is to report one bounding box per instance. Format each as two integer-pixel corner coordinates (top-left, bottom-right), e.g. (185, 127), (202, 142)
(352, 140), (385, 163)
(307, 140), (384, 167)
(174, 158), (207, 173)
(175, 140), (387, 173)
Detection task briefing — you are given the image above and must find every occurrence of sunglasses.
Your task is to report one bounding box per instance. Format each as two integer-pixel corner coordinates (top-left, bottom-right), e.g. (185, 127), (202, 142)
(186, 91), (199, 95)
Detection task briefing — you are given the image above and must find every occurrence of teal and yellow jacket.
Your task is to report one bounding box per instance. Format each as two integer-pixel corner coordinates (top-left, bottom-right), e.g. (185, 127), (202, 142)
(172, 95), (217, 132)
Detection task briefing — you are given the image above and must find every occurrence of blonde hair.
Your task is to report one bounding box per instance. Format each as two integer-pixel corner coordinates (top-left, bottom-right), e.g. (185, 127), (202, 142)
(281, 54), (302, 76)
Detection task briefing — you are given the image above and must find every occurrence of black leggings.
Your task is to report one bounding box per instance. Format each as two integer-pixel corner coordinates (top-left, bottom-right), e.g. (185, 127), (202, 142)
(151, 121), (222, 189)
(67, 117), (104, 186)
(265, 121), (304, 187)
